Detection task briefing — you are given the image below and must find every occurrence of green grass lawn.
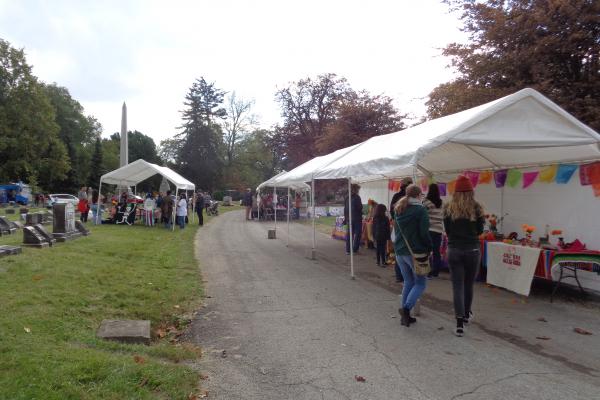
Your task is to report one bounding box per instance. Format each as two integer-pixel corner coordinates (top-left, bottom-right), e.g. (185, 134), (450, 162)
(299, 215), (337, 235)
(0, 210), (214, 399)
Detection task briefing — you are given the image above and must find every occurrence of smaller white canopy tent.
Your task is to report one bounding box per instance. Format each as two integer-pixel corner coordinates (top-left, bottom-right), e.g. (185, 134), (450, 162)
(256, 171), (311, 192)
(98, 159), (196, 228)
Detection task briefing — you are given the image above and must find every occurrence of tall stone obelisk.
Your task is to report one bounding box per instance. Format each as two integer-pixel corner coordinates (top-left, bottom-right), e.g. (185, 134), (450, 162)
(119, 102), (128, 167)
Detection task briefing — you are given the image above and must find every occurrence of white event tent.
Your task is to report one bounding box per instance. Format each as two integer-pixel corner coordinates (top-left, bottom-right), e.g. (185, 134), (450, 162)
(97, 159), (196, 229)
(264, 88), (600, 277)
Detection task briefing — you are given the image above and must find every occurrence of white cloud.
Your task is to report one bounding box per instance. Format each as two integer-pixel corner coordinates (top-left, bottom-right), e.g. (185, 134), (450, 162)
(0, 0), (465, 143)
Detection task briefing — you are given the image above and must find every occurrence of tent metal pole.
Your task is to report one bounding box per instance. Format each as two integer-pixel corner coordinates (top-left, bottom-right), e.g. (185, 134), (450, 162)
(348, 178), (355, 279)
(257, 191), (260, 221)
(191, 190), (195, 223)
(97, 180), (103, 224)
(311, 179), (316, 252)
(273, 186), (277, 232)
(286, 187), (290, 247)
(500, 185), (505, 232)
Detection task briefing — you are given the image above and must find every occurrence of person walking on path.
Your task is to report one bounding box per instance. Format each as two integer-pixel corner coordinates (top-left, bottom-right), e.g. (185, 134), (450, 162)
(243, 188), (253, 220)
(195, 191), (205, 226)
(443, 175), (485, 337)
(176, 194), (188, 229)
(343, 183), (363, 255)
(161, 190), (174, 229)
(423, 183), (444, 278)
(372, 203), (391, 267)
(390, 177), (413, 282)
(394, 184), (432, 327)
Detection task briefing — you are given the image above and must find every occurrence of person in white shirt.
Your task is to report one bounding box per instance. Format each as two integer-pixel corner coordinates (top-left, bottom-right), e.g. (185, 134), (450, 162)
(176, 194), (188, 229)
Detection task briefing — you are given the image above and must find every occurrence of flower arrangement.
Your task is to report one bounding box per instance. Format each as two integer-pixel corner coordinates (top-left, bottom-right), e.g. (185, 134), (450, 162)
(522, 224), (536, 245)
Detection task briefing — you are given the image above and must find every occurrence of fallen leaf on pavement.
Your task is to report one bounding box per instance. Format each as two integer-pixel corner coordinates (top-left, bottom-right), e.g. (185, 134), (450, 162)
(574, 327), (593, 335)
(24, 327), (31, 333)
(437, 326), (445, 330)
(537, 317), (548, 322)
(221, 350), (227, 358)
(511, 299), (518, 304)
(133, 355), (145, 364)
(536, 336), (551, 340)
(355, 375), (366, 382)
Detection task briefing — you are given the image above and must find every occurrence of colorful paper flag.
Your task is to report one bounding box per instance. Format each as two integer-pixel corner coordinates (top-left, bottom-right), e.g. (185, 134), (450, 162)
(448, 180), (456, 195)
(522, 171), (539, 189)
(494, 169), (508, 188)
(507, 169), (522, 188)
(593, 184), (600, 198)
(387, 180), (394, 190)
(438, 183), (447, 196)
(463, 171), (480, 188)
(556, 164), (578, 184)
(579, 162), (600, 186)
(539, 165), (558, 183)
(479, 171), (493, 184)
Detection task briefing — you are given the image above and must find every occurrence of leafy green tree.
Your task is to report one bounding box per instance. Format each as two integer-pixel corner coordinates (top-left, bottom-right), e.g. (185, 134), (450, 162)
(428, 0), (600, 130)
(233, 129), (281, 190)
(88, 137), (104, 189)
(42, 83), (100, 191)
(158, 137), (183, 167)
(0, 38), (69, 190)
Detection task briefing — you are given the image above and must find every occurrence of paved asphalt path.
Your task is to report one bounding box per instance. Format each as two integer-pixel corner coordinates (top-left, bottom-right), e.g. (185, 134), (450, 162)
(188, 211), (600, 399)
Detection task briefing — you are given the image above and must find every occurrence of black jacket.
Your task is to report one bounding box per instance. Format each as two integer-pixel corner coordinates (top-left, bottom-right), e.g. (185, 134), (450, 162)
(343, 193), (363, 223)
(372, 215), (391, 242)
(195, 195), (205, 210)
(389, 186), (407, 219)
(242, 192), (253, 206)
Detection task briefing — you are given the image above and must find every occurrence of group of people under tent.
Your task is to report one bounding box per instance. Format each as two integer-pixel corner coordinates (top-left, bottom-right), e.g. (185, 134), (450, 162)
(343, 176), (484, 337)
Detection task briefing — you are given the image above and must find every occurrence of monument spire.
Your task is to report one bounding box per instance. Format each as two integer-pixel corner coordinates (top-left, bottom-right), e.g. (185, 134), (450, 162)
(119, 102), (128, 167)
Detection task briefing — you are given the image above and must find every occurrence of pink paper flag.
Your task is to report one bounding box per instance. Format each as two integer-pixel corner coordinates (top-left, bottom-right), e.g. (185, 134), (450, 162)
(522, 171), (539, 189)
(464, 171), (480, 188)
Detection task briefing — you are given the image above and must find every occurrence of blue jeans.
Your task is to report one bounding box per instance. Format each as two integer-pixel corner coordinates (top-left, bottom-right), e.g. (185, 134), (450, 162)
(429, 231), (443, 276)
(396, 255), (427, 310)
(176, 215), (185, 229)
(345, 220), (362, 253)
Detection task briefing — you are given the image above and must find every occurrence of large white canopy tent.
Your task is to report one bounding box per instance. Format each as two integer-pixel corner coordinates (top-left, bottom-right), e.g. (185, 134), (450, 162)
(98, 159), (196, 229)
(261, 88), (600, 277)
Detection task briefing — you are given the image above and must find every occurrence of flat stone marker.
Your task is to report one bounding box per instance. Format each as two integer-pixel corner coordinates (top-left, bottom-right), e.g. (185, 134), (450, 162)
(11, 220), (23, 229)
(267, 229), (276, 239)
(0, 245), (22, 257)
(26, 213), (43, 226)
(5, 208), (15, 214)
(97, 319), (151, 345)
(75, 220), (91, 236)
(33, 224), (56, 246)
(23, 226), (50, 248)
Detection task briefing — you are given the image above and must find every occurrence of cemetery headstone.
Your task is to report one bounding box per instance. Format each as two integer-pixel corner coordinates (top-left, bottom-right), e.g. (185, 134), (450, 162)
(52, 203), (81, 242)
(23, 226), (50, 248)
(33, 224), (56, 246)
(75, 220), (91, 236)
(6, 208), (15, 214)
(0, 217), (16, 235)
(0, 245), (22, 257)
(25, 213), (43, 226)
(20, 207), (29, 214)
(97, 320), (151, 345)
(11, 220), (23, 230)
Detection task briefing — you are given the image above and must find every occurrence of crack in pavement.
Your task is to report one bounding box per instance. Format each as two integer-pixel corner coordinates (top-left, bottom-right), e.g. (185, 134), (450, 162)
(449, 372), (558, 400)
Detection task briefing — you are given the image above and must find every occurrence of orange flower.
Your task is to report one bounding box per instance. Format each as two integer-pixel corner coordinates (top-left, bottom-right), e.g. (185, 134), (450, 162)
(551, 229), (563, 235)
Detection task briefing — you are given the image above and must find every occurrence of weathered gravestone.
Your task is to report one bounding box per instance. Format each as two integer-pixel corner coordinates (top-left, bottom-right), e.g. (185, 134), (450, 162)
(5, 208), (15, 214)
(20, 207), (29, 214)
(52, 203), (81, 242)
(0, 217), (16, 235)
(23, 226), (50, 248)
(75, 220), (91, 236)
(97, 320), (151, 345)
(0, 245), (22, 257)
(11, 220), (23, 229)
(33, 224), (56, 246)
(25, 213), (43, 226)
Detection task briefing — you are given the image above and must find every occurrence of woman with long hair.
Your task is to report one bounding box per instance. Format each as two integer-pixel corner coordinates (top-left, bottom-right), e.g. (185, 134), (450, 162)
(423, 183), (444, 278)
(394, 184), (432, 327)
(443, 176), (485, 337)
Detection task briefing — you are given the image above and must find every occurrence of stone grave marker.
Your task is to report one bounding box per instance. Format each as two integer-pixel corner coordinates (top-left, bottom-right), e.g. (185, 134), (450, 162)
(0, 217), (16, 235)
(33, 224), (56, 246)
(97, 320), (151, 345)
(11, 220), (23, 229)
(23, 226), (50, 248)
(52, 203), (81, 242)
(75, 220), (91, 236)
(20, 207), (29, 214)
(0, 245), (22, 257)
(25, 213), (43, 226)
(5, 208), (15, 214)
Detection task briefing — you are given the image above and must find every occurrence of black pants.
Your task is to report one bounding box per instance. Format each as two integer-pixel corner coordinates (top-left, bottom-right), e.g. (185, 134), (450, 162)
(448, 247), (481, 318)
(196, 209), (203, 226)
(375, 240), (387, 265)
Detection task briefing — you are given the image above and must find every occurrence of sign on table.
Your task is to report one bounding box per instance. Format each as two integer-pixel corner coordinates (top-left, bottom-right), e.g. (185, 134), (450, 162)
(487, 242), (541, 296)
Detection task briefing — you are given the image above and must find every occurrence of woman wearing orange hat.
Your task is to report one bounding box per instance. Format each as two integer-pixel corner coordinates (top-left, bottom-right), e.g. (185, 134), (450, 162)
(443, 175), (485, 337)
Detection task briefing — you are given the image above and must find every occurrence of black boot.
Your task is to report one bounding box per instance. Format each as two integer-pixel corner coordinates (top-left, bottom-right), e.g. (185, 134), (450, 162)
(455, 318), (464, 337)
(400, 307), (411, 327)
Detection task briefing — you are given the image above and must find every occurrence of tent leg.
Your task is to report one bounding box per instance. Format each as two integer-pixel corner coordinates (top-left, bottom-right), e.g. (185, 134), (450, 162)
(273, 186), (277, 232)
(172, 188), (178, 231)
(97, 180), (103, 224)
(257, 191), (260, 221)
(191, 190), (195, 223)
(286, 187), (290, 247)
(348, 178), (355, 279)
(311, 179), (316, 259)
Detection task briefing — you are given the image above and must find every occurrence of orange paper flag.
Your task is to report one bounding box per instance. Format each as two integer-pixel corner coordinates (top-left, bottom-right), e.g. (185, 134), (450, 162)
(448, 180), (457, 195)
(479, 171), (492, 184)
(593, 184), (600, 198)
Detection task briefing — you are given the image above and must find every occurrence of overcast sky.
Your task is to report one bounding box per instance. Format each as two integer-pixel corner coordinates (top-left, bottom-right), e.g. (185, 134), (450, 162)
(0, 0), (466, 143)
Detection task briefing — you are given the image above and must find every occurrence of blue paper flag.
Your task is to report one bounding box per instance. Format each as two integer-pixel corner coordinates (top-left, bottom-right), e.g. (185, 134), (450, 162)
(555, 164), (578, 184)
